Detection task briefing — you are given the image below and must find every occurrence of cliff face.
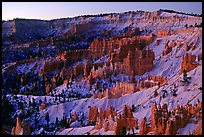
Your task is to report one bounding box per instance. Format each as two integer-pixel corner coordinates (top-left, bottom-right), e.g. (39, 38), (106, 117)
(43, 59), (63, 73)
(89, 105), (138, 135)
(2, 19), (49, 43)
(162, 42), (172, 56)
(180, 53), (199, 74)
(93, 81), (135, 99)
(123, 49), (155, 75)
(137, 75), (167, 89)
(11, 117), (31, 135)
(88, 106), (98, 124)
(89, 35), (154, 60)
(148, 101), (202, 135)
(115, 105), (138, 135)
(3, 10), (201, 44)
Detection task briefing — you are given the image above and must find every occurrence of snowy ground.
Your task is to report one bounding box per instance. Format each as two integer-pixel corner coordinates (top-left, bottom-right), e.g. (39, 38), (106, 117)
(3, 11), (202, 135)
(7, 64), (200, 134)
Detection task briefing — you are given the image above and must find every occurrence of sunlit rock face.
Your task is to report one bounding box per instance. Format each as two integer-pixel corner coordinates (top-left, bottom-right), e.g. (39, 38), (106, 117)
(90, 105), (138, 135)
(162, 42), (172, 56)
(93, 81), (136, 99)
(147, 101), (202, 135)
(180, 53), (199, 74)
(43, 59), (63, 73)
(123, 49), (155, 75)
(88, 106), (98, 124)
(11, 117), (31, 135)
(115, 109), (138, 135)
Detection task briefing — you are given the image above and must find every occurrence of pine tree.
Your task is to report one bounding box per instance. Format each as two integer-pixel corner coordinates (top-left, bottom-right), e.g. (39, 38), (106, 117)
(45, 112), (49, 126)
(36, 106), (39, 112)
(81, 112), (84, 119)
(61, 118), (66, 128)
(32, 98), (36, 108)
(55, 117), (58, 126)
(55, 95), (57, 101)
(183, 69), (188, 82)
(29, 99), (32, 107)
(58, 94), (61, 102)
(122, 126), (126, 135)
(39, 99), (42, 104)
(131, 104), (136, 112)
(34, 115), (38, 127)
(18, 101), (24, 110)
(44, 97), (47, 103)
(109, 76), (112, 83)
(41, 129), (45, 135)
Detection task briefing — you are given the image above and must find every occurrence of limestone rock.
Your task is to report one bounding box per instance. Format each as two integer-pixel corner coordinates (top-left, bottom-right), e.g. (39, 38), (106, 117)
(74, 112), (78, 121)
(11, 117), (31, 135)
(41, 102), (46, 110)
(88, 106), (98, 124)
(162, 42), (172, 56)
(180, 53), (199, 74)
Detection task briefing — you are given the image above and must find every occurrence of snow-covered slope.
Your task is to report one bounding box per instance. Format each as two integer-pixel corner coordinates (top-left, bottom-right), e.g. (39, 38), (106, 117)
(2, 10), (202, 43)
(16, 64), (200, 135)
(2, 10), (202, 135)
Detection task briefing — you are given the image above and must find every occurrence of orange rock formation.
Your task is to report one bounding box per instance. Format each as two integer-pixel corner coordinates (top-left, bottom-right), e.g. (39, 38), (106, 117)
(180, 53), (199, 74)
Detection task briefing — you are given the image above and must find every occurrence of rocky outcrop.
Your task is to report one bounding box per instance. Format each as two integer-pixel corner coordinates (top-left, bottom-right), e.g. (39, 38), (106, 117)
(180, 53), (199, 74)
(151, 103), (170, 134)
(115, 105), (138, 135)
(45, 84), (51, 95)
(155, 39), (160, 46)
(88, 72), (95, 85)
(59, 68), (74, 82)
(13, 117), (22, 135)
(92, 105), (138, 135)
(88, 106), (98, 124)
(39, 33), (155, 81)
(138, 80), (158, 89)
(90, 63), (112, 79)
(11, 117), (31, 135)
(185, 42), (190, 51)
(73, 63), (85, 78)
(157, 29), (175, 38)
(123, 49), (155, 75)
(20, 75), (27, 86)
(95, 106), (117, 131)
(93, 81), (136, 99)
(41, 102), (46, 110)
(83, 60), (92, 77)
(162, 42), (172, 56)
(157, 30), (169, 38)
(113, 82), (135, 96)
(57, 50), (91, 62)
(177, 28), (195, 35)
(147, 101), (203, 135)
(198, 52), (202, 61)
(192, 121), (202, 135)
(43, 59), (63, 73)
(149, 75), (168, 86)
(165, 120), (174, 135)
(74, 112), (78, 121)
(139, 117), (150, 135)
(170, 40), (176, 48)
(90, 35), (154, 59)
(3, 10), (201, 45)
(21, 119), (31, 135)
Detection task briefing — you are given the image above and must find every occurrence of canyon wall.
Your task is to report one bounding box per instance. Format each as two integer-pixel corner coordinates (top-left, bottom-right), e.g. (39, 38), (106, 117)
(180, 53), (199, 74)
